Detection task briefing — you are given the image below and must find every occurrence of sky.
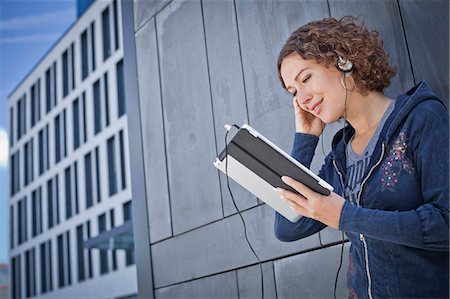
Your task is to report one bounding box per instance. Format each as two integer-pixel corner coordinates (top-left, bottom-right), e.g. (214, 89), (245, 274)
(0, 0), (76, 264)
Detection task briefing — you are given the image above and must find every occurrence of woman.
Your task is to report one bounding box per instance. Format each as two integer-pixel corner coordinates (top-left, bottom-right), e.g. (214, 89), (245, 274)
(273, 16), (449, 298)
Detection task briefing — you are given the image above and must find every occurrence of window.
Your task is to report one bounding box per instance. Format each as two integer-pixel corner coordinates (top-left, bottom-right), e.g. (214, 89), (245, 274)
(16, 98), (21, 141)
(11, 255), (22, 299)
(9, 107), (14, 146)
(10, 150), (20, 196)
(95, 146), (102, 203)
(40, 240), (53, 293)
(85, 152), (93, 209)
(65, 163), (79, 219)
(113, 0), (119, 50)
(45, 61), (57, 113)
(119, 130), (126, 190)
(9, 205), (14, 249)
(63, 50), (69, 97)
(65, 167), (72, 219)
(74, 161), (79, 214)
(55, 111), (67, 163)
(24, 138), (34, 186)
(31, 186), (43, 237)
(39, 125), (50, 174)
(86, 221), (93, 278)
(110, 209), (117, 271)
(30, 79), (41, 127)
(82, 92), (88, 143)
(18, 197), (27, 245)
(45, 67), (52, 112)
(123, 201), (135, 265)
(16, 94), (26, 140)
(57, 232), (72, 288)
(102, 6), (111, 61)
(63, 109), (67, 157)
(98, 213), (109, 274)
(93, 80), (101, 134)
(53, 61), (57, 106)
(104, 72), (110, 126)
(25, 248), (36, 298)
(116, 59), (126, 117)
(55, 115), (61, 163)
(39, 129), (44, 174)
(73, 98), (80, 150)
(91, 21), (96, 72)
(76, 225), (85, 282)
(71, 42), (76, 91)
(76, 222), (93, 282)
(81, 29), (89, 80)
(24, 141), (29, 186)
(46, 123), (50, 170)
(107, 136), (117, 196)
(47, 175), (60, 229)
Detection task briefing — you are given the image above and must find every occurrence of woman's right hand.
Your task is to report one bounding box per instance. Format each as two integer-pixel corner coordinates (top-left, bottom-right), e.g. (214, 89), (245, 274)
(293, 96), (325, 137)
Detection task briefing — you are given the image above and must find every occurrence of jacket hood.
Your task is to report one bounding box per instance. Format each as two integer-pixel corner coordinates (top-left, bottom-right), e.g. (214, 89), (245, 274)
(329, 81), (446, 171)
(331, 80), (445, 150)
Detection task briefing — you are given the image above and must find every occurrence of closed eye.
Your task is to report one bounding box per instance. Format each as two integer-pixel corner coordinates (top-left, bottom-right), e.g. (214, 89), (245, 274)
(302, 74), (311, 83)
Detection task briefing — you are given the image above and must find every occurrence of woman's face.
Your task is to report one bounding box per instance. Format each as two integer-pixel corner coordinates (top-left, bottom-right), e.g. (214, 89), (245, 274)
(280, 52), (347, 124)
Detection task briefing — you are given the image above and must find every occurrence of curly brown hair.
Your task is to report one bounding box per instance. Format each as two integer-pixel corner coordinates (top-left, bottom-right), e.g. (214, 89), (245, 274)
(277, 16), (396, 95)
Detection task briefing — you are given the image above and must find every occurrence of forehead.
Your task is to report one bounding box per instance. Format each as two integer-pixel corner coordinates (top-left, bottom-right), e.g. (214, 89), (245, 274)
(280, 53), (317, 81)
(281, 53), (319, 75)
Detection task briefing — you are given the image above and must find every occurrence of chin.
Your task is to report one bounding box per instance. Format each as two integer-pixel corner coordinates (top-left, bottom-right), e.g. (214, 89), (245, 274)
(319, 115), (339, 124)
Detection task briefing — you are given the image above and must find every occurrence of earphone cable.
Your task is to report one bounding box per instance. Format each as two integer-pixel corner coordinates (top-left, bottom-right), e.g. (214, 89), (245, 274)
(333, 72), (349, 299)
(225, 128), (264, 299)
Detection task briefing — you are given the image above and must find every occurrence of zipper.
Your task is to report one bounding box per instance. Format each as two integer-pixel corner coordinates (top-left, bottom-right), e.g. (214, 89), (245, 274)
(356, 142), (386, 299)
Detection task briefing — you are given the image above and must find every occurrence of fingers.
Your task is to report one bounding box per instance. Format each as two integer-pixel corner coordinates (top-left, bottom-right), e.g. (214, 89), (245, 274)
(275, 186), (308, 208)
(281, 176), (316, 199)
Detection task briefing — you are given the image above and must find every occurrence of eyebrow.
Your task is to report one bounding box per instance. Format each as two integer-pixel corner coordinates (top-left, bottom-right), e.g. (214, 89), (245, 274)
(285, 68), (307, 91)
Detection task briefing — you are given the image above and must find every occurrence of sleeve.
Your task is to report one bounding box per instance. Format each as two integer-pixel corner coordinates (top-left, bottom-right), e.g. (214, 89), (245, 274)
(274, 133), (328, 242)
(339, 102), (449, 251)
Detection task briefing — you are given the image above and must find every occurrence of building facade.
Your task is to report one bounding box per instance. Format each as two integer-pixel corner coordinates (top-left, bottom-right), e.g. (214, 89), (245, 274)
(8, 1), (137, 298)
(123, 0), (448, 298)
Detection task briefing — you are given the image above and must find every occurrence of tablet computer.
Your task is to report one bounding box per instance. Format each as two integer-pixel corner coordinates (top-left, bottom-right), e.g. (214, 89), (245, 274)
(213, 124), (333, 223)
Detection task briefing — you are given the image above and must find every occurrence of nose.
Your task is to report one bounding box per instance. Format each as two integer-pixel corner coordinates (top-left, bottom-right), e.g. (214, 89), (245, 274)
(296, 91), (312, 106)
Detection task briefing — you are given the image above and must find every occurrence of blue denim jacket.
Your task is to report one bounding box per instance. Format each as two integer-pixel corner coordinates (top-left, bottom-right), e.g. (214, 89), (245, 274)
(274, 81), (449, 298)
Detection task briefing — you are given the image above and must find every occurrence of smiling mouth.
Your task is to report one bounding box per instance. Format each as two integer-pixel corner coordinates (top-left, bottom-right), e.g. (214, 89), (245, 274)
(310, 99), (323, 114)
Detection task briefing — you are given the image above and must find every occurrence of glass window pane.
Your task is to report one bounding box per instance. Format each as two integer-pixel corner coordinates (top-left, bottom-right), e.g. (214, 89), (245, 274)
(102, 6), (111, 61)
(116, 59), (126, 117)
(81, 30), (89, 80)
(93, 80), (101, 134)
(107, 136), (117, 196)
(62, 50), (69, 97)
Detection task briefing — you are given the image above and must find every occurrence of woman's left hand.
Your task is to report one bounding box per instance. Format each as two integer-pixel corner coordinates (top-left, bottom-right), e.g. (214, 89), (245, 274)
(275, 176), (346, 229)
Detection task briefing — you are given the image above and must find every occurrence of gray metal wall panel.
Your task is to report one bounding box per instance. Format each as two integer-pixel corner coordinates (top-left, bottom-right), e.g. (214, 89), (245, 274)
(399, 0), (449, 106)
(329, 0), (415, 98)
(134, 0), (171, 32)
(156, 0), (223, 235)
(154, 271), (238, 298)
(237, 262), (277, 299)
(135, 19), (173, 243)
(274, 243), (350, 299)
(151, 204), (320, 288)
(202, 0), (258, 216)
(234, 0), (329, 152)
